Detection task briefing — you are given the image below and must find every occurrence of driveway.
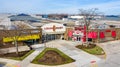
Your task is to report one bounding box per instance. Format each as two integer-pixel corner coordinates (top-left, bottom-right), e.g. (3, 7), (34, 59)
(97, 40), (120, 67)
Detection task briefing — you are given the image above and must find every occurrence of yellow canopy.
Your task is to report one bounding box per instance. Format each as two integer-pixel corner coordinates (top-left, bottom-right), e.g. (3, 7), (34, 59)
(3, 34), (40, 42)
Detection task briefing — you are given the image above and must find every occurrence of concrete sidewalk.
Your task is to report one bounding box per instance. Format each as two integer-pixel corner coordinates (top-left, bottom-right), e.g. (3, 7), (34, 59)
(18, 47), (44, 67)
(0, 46), (30, 54)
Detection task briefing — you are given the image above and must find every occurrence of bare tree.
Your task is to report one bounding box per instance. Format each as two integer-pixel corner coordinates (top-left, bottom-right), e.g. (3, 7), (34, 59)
(79, 8), (102, 44)
(2, 30), (24, 55)
(1, 27), (42, 55)
(1, 23), (31, 55)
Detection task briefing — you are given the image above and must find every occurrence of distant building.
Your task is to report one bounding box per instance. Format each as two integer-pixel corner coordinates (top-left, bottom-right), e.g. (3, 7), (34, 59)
(75, 21), (85, 26)
(9, 13), (40, 22)
(42, 14), (48, 19)
(30, 14), (42, 19)
(97, 23), (110, 29)
(69, 15), (84, 19)
(0, 18), (11, 26)
(47, 14), (68, 20)
(0, 18), (12, 29)
(69, 15), (102, 20)
(89, 23), (110, 29)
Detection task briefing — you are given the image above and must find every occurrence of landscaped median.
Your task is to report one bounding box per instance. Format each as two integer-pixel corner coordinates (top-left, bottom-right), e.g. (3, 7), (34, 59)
(76, 43), (105, 55)
(32, 48), (75, 65)
(0, 50), (34, 60)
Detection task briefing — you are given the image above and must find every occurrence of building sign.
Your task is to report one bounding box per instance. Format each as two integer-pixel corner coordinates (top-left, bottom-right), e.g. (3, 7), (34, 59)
(44, 26), (63, 31)
(53, 25), (56, 31)
(3, 34), (40, 42)
(41, 23), (66, 34)
(73, 30), (83, 36)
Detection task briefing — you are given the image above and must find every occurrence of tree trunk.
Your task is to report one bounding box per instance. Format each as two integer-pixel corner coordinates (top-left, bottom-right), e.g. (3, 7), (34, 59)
(97, 30), (100, 43)
(86, 28), (88, 44)
(14, 40), (19, 55)
(85, 19), (89, 44)
(85, 19), (91, 45)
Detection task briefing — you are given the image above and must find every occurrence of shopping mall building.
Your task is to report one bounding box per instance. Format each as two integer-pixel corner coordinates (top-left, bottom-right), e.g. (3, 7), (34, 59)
(1, 22), (120, 48)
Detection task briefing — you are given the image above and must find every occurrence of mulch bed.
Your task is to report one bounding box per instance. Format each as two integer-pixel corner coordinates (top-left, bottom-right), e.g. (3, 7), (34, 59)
(76, 43), (96, 49)
(38, 50), (66, 65)
(0, 51), (29, 58)
(76, 43), (105, 55)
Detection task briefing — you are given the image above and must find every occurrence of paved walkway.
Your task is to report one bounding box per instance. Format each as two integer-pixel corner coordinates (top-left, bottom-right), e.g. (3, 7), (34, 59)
(18, 47), (44, 67)
(0, 46), (30, 54)
(96, 40), (120, 67)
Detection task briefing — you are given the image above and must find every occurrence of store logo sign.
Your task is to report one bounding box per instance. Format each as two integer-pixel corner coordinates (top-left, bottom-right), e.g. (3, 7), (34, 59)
(53, 25), (56, 31)
(44, 25), (63, 31)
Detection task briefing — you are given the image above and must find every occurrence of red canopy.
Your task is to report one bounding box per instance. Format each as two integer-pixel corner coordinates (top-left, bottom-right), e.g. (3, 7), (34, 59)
(100, 32), (105, 39)
(88, 32), (92, 38)
(68, 30), (73, 37)
(88, 32), (97, 39)
(111, 31), (116, 37)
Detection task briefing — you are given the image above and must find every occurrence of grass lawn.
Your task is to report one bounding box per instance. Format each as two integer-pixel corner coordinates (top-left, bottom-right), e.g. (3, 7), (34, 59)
(32, 48), (75, 65)
(76, 45), (105, 55)
(10, 50), (34, 60)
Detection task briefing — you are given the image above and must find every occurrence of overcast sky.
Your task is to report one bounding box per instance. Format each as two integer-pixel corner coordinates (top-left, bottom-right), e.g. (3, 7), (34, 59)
(0, 0), (120, 15)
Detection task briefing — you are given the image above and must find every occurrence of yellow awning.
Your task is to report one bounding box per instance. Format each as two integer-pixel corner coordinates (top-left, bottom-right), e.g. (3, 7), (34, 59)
(3, 34), (40, 42)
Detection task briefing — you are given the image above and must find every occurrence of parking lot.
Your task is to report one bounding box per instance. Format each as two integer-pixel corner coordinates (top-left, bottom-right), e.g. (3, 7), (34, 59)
(97, 40), (120, 67)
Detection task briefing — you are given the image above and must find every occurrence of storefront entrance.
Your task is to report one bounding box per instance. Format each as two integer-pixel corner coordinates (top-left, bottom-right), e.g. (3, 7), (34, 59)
(72, 36), (81, 41)
(42, 34), (63, 43)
